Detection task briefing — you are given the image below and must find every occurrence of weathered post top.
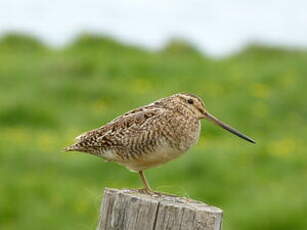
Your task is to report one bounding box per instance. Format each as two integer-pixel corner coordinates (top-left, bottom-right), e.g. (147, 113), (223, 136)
(97, 188), (223, 230)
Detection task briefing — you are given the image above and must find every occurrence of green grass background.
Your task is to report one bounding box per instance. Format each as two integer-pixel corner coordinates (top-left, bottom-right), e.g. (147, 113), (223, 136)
(0, 33), (306, 230)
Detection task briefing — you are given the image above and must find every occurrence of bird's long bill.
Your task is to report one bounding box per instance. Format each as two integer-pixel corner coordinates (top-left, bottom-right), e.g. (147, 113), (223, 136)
(205, 113), (256, 144)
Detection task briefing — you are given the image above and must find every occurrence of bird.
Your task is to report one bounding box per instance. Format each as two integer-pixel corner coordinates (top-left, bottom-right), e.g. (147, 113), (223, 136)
(64, 93), (255, 193)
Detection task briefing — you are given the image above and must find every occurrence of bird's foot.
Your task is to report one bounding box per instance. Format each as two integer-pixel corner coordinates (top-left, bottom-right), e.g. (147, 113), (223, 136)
(137, 188), (154, 194)
(137, 188), (162, 196)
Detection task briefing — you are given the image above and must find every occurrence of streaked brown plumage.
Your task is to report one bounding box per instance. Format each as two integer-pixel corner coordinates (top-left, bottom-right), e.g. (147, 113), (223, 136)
(65, 93), (255, 192)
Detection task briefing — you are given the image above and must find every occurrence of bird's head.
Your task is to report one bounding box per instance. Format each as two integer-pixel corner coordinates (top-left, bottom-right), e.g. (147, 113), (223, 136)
(171, 93), (256, 144)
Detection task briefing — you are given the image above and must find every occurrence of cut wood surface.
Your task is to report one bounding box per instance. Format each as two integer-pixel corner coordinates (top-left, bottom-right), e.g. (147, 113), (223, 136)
(97, 188), (223, 230)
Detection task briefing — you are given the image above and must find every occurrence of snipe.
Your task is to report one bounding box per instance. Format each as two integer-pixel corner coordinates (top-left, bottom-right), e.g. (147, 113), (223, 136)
(65, 93), (255, 192)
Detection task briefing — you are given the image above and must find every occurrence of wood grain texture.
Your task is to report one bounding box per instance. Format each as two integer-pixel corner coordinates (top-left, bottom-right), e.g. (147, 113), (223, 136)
(97, 188), (223, 230)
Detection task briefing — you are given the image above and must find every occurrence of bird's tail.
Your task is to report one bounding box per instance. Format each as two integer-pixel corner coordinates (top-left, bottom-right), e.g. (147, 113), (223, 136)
(63, 143), (94, 156)
(63, 144), (79, 152)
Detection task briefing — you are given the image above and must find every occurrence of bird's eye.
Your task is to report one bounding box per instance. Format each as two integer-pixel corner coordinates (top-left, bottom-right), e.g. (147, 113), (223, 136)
(187, 99), (194, 104)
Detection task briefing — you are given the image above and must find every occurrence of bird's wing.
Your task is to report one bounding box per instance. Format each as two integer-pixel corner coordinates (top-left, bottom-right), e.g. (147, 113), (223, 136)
(70, 105), (167, 150)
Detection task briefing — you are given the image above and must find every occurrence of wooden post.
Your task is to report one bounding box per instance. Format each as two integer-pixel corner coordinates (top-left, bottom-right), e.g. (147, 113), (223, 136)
(97, 188), (223, 230)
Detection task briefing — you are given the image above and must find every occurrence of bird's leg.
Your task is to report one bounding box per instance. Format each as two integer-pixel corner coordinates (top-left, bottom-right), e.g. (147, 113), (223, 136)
(138, 171), (153, 193)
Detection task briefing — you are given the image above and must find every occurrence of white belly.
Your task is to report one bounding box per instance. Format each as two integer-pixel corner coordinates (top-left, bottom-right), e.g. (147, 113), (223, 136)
(123, 145), (183, 171)
(100, 142), (182, 171)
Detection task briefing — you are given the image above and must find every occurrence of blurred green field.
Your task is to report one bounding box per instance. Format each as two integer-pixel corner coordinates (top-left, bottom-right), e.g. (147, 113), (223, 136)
(0, 33), (307, 230)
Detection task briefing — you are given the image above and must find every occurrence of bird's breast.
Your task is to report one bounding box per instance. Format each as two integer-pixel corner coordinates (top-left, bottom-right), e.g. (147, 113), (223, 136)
(120, 138), (184, 171)
(172, 118), (201, 152)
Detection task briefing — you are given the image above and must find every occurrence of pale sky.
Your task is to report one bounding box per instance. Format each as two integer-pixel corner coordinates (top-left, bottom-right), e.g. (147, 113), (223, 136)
(0, 0), (306, 56)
